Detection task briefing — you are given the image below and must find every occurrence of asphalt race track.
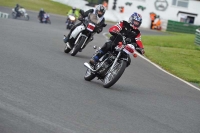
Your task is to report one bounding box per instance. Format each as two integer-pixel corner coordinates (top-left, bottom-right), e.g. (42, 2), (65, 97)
(0, 7), (200, 133)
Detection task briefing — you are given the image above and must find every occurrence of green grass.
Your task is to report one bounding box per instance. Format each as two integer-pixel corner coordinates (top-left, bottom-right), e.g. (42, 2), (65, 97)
(0, 0), (72, 15)
(143, 32), (200, 85)
(106, 32), (200, 86)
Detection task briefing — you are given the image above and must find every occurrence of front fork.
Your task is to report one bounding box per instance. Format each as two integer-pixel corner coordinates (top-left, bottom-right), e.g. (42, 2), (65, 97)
(107, 51), (121, 73)
(74, 32), (93, 49)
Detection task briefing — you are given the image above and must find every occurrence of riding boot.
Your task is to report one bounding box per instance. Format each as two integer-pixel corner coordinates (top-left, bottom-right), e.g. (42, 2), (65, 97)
(89, 50), (104, 65)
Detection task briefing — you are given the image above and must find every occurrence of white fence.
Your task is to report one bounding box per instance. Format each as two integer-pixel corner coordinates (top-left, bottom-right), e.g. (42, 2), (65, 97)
(0, 12), (9, 19)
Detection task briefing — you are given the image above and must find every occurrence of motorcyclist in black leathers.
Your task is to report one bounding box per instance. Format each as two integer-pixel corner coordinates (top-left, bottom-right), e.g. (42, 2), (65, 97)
(89, 12), (145, 66)
(14, 4), (21, 17)
(38, 8), (46, 23)
(63, 4), (107, 47)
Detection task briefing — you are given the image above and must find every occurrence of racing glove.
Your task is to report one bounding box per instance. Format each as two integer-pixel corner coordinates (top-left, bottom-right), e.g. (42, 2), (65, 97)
(136, 48), (145, 55)
(96, 28), (102, 34)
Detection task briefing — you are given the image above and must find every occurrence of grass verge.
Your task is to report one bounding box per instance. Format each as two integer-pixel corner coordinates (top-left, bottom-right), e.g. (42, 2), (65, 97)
(143, 32), (200, 86)
(0, 0), (72, 16)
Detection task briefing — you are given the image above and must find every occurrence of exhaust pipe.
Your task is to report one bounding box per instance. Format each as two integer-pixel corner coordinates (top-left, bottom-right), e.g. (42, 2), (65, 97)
(84, 62), (98, 72)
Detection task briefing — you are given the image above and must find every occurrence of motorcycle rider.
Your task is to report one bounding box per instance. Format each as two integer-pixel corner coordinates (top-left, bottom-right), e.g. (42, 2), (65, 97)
(89, 12), (145, 65)
(63, 4), (107, 48)
(14, 4), (21, 17)
(66, 7), (79, 24)
(38, 8), (46, 23)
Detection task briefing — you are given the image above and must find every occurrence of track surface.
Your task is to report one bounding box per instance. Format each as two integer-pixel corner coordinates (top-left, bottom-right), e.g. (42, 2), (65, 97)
(0, 7), (200, 133)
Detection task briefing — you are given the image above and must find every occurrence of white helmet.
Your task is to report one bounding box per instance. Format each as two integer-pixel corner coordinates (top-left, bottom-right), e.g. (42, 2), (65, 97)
(95, 4), (106, 17)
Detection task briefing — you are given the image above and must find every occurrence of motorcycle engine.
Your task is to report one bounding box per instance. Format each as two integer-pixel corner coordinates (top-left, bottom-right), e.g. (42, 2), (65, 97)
(98, 58), (113, 76)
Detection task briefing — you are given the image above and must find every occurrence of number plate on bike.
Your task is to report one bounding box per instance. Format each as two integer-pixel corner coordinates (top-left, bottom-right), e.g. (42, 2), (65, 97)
(87, 23), (95, 32)
(123, 44), (135, 54)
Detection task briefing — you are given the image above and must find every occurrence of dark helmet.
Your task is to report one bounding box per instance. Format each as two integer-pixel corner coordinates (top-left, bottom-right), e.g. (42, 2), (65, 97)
(95, 4), (106, 17)
(128, 12), (142, 29)
(16, 4), (19, 7)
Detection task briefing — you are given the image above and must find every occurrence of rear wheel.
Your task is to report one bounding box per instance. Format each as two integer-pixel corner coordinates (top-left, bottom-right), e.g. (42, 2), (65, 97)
(103, 60), (127, 88)
(71, 36), (86, 56)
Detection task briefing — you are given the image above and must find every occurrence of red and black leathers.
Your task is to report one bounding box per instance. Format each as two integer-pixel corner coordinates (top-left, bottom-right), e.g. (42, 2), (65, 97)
(100, 20), (144, 54)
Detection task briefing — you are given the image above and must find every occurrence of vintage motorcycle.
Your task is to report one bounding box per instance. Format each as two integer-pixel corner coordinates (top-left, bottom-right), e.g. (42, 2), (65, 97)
(66, 14), (76, 29)
(84, 33), (138, 88)
(64, 11), (106, 56)
(12, 7), (29, 20)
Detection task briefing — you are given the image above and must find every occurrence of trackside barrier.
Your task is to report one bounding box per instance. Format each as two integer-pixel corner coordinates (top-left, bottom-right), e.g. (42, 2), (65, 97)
(0, 12), (9, 19)
(167, 20), (200, 34)
(195, 29), (200, 45)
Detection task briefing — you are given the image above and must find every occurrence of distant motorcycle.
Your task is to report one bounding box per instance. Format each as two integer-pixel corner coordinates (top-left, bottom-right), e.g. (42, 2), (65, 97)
(84, 33), (138, 88)
(40, 13), (51, 24)
(66, 14), (76, 29)
(12, 7), (29, 20)
(64, 11), (106, 56)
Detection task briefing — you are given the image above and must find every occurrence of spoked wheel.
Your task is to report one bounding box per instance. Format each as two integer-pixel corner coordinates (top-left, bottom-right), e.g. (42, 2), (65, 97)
(64, 42), (71, 53)
(84, 68), (96, 81)
(12, 12), (16, 19)
(103, 60), (127, 88)
(71, 36), (86, 56)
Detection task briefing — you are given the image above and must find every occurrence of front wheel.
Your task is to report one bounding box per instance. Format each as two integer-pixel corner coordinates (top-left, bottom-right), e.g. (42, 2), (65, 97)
(25, 15), (29, 21)
(103, 60), (127, 88)
(84, 68), (96, 81)
(64, 42), (71, 53)
(12, 12), (16, 19)
(71, 36), (86, 56)
(47, 19), (51, 24)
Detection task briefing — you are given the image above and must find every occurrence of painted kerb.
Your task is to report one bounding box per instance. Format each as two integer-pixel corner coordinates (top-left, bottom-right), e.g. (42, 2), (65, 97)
(0, 12), (9, 19)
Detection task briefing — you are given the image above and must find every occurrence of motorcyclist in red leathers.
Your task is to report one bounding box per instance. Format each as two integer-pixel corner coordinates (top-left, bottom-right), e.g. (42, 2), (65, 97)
(89, 12), (145, 66)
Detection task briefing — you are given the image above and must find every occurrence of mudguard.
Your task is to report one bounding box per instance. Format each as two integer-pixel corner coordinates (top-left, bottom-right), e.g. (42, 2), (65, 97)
(70, 25), (85, 39)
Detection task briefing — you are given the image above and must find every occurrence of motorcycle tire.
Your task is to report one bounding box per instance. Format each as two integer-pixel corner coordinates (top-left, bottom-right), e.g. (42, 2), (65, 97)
(103, 60), (127, 88)
(84, 68), (96, 81)
(64, 43), (71, 53)
(25, 15), (29, 21)
(47, 19), (51, 24)
(71, 36), (86, 56)
(12, 12), (16, 19)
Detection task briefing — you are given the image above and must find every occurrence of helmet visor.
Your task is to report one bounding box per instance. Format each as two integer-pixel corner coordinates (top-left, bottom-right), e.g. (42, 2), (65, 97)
(133, 20), (140, 27)
(129, 17), (140, 28)
(97, 11), (104, 17)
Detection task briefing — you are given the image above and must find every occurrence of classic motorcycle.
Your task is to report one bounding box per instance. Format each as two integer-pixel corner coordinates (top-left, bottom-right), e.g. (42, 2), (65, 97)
(12, 7), (29, 20)
(40, 13), (51, 24)
(84, 33), (138, 88)
(66, 14), (76, 29)
(64, 11), (106, 56)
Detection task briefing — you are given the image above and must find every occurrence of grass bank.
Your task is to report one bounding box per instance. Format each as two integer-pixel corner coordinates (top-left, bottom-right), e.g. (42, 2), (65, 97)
(0, 0), (71, 16)
(143, 32), (200, 86)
